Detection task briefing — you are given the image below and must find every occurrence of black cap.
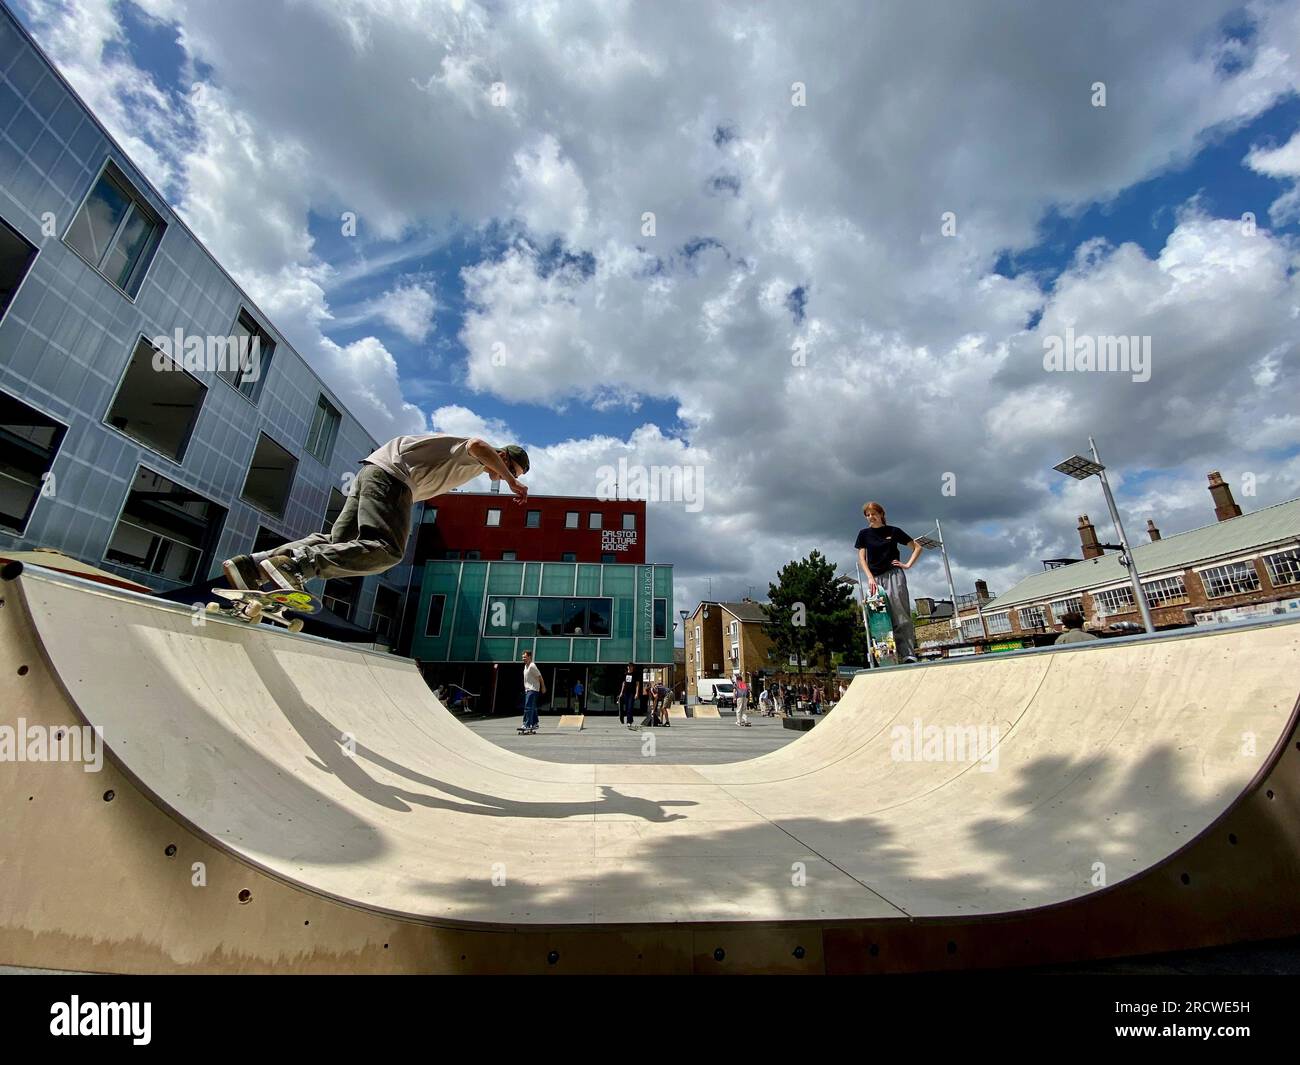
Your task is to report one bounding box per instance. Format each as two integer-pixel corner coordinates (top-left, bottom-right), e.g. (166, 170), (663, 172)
(502, 444), (530, 474)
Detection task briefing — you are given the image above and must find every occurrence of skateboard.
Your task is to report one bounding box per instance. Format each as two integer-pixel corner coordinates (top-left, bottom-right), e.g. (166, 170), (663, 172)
(206, 587), (322, 633)
(858, 571), (897, 667)
(516, 726), (538, 735)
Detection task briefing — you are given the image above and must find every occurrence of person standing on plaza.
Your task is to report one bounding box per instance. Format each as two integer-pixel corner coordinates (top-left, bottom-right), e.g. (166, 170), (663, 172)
(520, 650), (545, 733)
(617, 664), (638, 726)
(855, 501), (923, 664)
(758, 685), (772, 717)
(734, 671), (751, 727)
(573, 678), (585, 715)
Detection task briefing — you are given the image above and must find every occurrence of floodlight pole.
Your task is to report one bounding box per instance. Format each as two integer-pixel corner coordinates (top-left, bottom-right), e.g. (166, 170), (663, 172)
(1089, 436), (1155, 634)
(933, 520), (965, 635)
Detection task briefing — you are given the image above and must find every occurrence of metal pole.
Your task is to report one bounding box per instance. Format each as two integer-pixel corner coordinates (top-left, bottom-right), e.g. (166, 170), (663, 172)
(935, 519), (962, 637)
(1089, 436), (1155, 634)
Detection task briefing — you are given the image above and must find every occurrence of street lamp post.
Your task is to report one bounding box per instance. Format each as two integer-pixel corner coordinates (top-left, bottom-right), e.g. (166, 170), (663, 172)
(916, 521), (986, 642)
(1053, 437), (1155, 634)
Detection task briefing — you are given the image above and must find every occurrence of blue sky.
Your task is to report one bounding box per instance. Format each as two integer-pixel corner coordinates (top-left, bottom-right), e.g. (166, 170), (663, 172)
(15, 0), (1300, 607)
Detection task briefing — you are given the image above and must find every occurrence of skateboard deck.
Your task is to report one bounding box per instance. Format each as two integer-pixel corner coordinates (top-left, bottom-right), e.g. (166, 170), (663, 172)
(207, 587), (323, 632)
(862, 588), (898, 666)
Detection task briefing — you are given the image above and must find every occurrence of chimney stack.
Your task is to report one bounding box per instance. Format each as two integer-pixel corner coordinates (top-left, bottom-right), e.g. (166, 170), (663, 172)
(1207, 471), (1241, 522)
(975, 579), (990, 601)
(1146, 518), (1161, 542)
(1077, 514), (1104, 560)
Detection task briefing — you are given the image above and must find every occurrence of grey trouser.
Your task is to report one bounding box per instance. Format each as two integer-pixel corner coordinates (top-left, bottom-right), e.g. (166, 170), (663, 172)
(874, 568), (916, 660)
(257, 464), (412, 580)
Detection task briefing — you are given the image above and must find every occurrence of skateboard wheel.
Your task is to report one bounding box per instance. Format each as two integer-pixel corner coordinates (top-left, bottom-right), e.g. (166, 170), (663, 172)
(287, 619), (304, 633)
(246, 601), (263, 620)
(206, 602), (220, 613)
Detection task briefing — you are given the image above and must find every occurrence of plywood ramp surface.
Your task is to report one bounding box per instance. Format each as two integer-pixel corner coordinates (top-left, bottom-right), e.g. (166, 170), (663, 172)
(3, 567), (1299, 974)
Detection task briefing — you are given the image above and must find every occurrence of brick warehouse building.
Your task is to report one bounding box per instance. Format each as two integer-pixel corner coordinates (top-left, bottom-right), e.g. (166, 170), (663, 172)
(406, 491), (673, 714)
(934, 473), (1300, 654)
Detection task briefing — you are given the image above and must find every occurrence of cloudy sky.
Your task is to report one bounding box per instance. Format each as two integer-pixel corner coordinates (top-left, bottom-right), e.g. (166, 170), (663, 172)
(16, 0), (1300, 613)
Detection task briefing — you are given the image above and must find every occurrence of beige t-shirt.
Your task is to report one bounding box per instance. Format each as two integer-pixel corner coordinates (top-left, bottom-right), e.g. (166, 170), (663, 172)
(363, 434), (485, 501)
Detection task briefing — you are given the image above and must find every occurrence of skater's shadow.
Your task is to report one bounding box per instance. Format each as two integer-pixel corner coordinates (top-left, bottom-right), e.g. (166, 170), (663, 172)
(248, 646), (695, 822)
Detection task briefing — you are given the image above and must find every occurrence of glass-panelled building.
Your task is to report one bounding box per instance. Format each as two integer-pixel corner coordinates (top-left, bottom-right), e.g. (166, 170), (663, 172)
(412, 559), (674, 714)
(0, 6), (406, 635)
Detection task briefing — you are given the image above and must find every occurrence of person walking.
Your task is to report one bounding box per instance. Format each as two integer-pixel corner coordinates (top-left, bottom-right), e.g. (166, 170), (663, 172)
(520, 650), (544, 734)
(617, 664), (638, 726)
(734, 672), (751, 727)
(855, 500), (923, 664)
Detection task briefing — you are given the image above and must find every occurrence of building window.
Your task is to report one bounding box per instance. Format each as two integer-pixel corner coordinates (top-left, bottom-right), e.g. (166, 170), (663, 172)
(371, 585), (400, 643)
(253, 526), (284, 557)
(105, 338), (206, 461)
(304, 394), (340, 463)
(561, 552), (577, 562)
(1016, 605), (1045, 630)
(729, 620), (739, 639)
(601, 553), (616, 563)
(105, 467), (225, 583)
(443, 550), (461, 560)
(486, 508), (502, 527)
(960, 617), (984, 639)
(0, 391), (66, 533)
(466, 550), (481, 560)
(482, 596), (613, 638)
(1093, 586), (1137, 615)
(424, 594), (447, 636)
(1050, 596), (1083, 621)
(240, 433), (298, 517)
(216, 308), (276, 401)
(321, 487), (346, 533)
(985, 612), (1012, 635)
(565, 511), (579, 529)
(622, 512), (636, 531)
(422, 505), (438, 524)
(1199, 560), (1261, 599)
(526, 510), (541, 528)
(64, 160), (165, 298)
(0, 214), (38, 322)
(1263, 548), (1300, 589)
(588, 512), (602, 530)
(1143, 575), (1189, 608)
(501, 551), (517, 560)
(322, 578), (361, 621)
(654, 598), (667, 639)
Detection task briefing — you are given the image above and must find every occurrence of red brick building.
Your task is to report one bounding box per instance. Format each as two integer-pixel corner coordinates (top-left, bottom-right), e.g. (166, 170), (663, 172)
(414, 491), (647, 565)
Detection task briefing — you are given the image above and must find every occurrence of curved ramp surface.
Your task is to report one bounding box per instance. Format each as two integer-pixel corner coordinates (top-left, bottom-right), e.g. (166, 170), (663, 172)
(3, 566), (1300, 974)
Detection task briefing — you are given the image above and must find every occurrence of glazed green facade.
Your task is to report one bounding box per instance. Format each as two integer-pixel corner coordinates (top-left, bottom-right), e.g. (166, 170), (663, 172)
(411, 560), (674, 664)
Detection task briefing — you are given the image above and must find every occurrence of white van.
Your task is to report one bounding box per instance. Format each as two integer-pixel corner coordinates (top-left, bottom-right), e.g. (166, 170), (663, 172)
(695, 678), (735, 707)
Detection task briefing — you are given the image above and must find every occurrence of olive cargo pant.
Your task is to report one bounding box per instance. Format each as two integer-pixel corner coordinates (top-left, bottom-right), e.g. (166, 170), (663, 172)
(257, 464), (413, 580)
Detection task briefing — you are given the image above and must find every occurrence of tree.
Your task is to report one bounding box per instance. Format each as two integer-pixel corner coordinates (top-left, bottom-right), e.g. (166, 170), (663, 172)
(763, 551), (860, 674)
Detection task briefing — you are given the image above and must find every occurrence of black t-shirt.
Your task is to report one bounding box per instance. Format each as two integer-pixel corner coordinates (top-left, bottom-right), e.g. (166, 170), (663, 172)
(854, 524), (914, 576)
